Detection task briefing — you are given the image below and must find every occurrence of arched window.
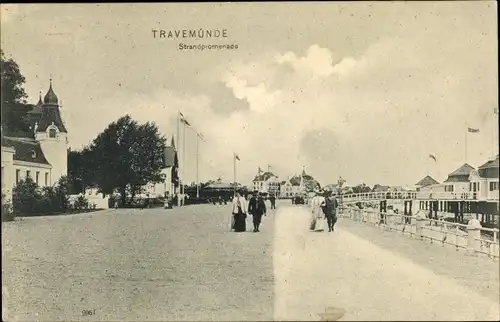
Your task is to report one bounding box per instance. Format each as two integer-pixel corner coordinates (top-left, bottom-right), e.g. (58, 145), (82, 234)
(49, 128), (57, 138)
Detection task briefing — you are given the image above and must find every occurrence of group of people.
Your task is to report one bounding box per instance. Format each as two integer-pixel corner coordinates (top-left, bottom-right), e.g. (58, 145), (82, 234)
(310, 188), (339, 232)
(231, 190), (268, 233)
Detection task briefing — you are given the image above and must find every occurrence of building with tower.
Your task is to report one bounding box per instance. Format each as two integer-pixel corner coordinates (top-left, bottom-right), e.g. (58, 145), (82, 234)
(1, 80), (69, 199)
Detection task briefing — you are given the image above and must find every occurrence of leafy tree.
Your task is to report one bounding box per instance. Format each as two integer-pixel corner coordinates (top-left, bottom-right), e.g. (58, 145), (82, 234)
(89, 115), (167, 206)
(68, 147), (97, 194)
(1, 50), (31, 135)
(352, 183), (372, 194)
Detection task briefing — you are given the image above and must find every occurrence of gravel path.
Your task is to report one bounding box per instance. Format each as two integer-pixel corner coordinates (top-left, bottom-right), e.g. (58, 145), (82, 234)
(273, 205), (500, 321)
(2, 205), (275, 321)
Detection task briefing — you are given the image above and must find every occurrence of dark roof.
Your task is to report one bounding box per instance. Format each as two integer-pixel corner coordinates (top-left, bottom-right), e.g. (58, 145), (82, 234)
(28, 95), (43, 115)
(478, 155), (499, 170)
(372, 185), (390, 192)
(162, 146), (176, 168)
(43, 82), (59, 105)
(206, 181), (241, 190)
(37, 82), (67, 133)
(444, 163), (475, 183)
(415, 175), (439, 187)
(289, 175), (301, 186)
(38, 105), (67, 133)
(1, 136), (51, 165)
(448, 163), (475, 177)
(253, 171), (277, 182)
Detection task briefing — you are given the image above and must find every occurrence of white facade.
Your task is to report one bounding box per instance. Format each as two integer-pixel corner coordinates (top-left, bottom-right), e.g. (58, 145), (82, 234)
(35, 124), (67, 186)
(142, 168), (173, 198)
(279, 180), (301, 198)
(469, 169), (499, 201)
(2, 145), (53, 200)
(253, 173), (280, 195)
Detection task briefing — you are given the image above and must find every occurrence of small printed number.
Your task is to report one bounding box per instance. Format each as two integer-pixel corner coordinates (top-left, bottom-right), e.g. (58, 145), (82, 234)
(82, 309), (96, 316)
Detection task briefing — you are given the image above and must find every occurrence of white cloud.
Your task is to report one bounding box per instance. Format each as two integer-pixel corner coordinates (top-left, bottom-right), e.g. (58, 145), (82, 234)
(186, 38), (497, 187)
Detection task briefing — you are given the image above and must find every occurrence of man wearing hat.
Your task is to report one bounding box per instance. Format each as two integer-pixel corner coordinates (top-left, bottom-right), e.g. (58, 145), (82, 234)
(248, 190), (267, 232)
(322, 189), (339, 232)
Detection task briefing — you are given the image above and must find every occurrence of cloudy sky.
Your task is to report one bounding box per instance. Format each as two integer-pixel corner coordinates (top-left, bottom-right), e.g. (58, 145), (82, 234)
(1, 2), (498, 187)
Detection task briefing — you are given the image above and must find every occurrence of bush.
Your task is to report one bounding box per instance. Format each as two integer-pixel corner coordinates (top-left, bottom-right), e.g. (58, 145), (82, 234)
(12, 175), (73, 216)
(74, 195), (89, 211)
(12, 177), (43, 215)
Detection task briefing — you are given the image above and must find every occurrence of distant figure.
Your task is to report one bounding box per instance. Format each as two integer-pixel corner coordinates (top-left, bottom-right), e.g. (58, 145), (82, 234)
(231, 190), (248, 232)
(248, 190), (267, 232)
(269, 194), (276, 210)
(322, 190), (339, 232)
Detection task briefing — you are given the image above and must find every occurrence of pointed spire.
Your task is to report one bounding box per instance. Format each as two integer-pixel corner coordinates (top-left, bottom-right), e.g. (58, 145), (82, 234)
(37, 91), (43, 105)
(43, 77), (59, 105)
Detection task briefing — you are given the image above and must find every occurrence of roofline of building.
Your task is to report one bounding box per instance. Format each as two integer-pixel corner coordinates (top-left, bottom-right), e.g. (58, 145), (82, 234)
(13, 159), (52, 169)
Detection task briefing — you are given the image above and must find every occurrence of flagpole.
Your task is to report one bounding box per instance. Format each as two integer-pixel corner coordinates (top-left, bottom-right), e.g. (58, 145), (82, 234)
(196, 133), (199, 199)
(233, 153), (236, 196)
(494, 108), (499, 159)
(182, 121), (186, 198)
(465, 127), (468, 164)
(176, 111), (180, 196)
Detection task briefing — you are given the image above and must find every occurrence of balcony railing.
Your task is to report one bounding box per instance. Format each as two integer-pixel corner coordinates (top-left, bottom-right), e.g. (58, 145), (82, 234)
(341, 191), (500, 202)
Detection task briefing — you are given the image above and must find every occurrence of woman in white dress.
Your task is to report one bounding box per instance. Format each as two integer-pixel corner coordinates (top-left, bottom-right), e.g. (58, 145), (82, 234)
(310, 190), (326, 232)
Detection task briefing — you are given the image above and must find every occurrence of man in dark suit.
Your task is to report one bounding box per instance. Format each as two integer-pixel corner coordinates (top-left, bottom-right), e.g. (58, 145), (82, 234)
(322, 189), (339, 232)
(248, 190), (267, 232)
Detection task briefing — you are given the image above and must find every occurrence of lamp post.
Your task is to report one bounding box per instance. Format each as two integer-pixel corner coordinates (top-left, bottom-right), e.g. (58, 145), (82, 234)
(338, 176), (346, 212)
(196, 132), (206, 199)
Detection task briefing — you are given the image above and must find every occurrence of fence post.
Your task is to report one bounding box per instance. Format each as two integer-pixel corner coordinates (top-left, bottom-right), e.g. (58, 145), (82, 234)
(493, 231), (498, 258)
(415, 212), (426, 240)
(466, 218), (482, 255)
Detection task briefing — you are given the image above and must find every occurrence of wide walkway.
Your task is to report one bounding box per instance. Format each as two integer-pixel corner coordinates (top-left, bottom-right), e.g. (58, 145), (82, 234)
(2, 201), (499, 321)
(273, 206), (500, 321)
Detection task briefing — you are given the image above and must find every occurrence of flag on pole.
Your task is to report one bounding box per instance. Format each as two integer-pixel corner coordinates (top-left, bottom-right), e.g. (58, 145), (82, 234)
(171, 136), (176, 151)
(179, 112), (191, 126)
(468, 127), (479, 133)
(429, 154), (437, 162)
(235, 154), (240, 161)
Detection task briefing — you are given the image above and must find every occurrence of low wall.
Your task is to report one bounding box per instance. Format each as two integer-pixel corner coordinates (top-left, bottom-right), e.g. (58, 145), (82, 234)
(340, 206), (499, 259)
(69, 192), (110, 210)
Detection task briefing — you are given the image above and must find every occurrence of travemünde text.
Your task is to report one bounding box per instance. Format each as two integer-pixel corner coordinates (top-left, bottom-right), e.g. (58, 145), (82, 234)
(152, 29), (228, 39)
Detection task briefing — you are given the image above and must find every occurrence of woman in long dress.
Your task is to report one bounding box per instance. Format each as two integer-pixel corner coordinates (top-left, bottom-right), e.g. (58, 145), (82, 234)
(231, 191), (248, 232)
(310, 190), (326, 232)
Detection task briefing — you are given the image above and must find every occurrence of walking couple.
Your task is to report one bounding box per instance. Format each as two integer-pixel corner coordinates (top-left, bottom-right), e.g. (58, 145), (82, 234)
(231, 189), (267, 232)
(310, 188), (339, 232)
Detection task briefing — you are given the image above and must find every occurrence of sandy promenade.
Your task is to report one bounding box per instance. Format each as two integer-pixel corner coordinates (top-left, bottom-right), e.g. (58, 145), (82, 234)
(273, 205), (500, 321)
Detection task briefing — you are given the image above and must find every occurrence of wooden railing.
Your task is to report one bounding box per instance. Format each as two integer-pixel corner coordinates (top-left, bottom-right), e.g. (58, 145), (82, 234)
(338, 206), (499, 258)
